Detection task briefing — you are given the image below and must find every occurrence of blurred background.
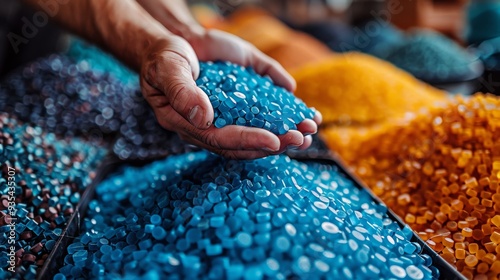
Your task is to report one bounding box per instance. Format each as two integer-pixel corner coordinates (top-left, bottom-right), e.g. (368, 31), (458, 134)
(1, 0), (500, 94)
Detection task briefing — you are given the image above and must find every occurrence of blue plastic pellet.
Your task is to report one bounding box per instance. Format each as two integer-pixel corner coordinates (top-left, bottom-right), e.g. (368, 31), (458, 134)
(53, 273), (66, 280)
(152, 226), (167, 240)
(150, 215), (162, 226)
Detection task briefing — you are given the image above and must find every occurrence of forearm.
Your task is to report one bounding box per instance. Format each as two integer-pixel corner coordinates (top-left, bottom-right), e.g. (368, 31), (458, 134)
(136, 0), (205, 42)
(23, 0), (171, 70)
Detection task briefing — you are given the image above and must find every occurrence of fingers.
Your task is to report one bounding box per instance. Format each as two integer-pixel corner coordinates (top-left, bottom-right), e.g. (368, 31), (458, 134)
(296, 119), (318, 136)
(312, 109), (323, 125)
(298, 135), (313, 150)
(275, 130), (304, 153)
(161, 105), (280, 152)
(181, 136), (272, 160)
(198, 125), (281, 152)
(251, 50), (297, 92)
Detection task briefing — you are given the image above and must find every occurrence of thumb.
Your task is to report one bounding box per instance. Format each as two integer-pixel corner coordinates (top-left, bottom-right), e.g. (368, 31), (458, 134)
(143, 49), (214, 129)
(164, 70), (214, 129)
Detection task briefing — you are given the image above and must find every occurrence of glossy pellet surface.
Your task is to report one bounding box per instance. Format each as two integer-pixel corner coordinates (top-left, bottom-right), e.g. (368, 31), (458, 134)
(197, 61), (315, 135)
(59, 151), (437, 279)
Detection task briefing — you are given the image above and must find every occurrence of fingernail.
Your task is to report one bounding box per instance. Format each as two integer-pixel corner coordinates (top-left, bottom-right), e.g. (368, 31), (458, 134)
(188, 105), (206, 128)
(263, 147), (279, 152)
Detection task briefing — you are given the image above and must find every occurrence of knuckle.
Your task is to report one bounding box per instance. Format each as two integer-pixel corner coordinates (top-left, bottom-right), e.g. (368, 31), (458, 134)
(165, 82), (189, 108)
(197, 130), (223, 150)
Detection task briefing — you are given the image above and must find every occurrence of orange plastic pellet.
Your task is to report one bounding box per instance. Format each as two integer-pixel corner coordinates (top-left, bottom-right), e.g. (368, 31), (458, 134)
(442, 247), (454, 256)
(472, 229), (485, 241)
(456, 248), (466, 259)
(491, 232), (500, 244)
(430, 220), (442, 231)
(416, 216), (427, 225)
(418, 232), (428, 241)
(466, 217), (478, 227)
(455, 242), (466, 250)
(483, 253), (497, 264)
(482, 199), (493, 208)
(483, 224), (493, 235)
(478, 262), (489, 274)
(447, 221), (458, 231)
(441, 204), (452, 214)
(435, 212), (448, 224)
(469, 243), (479, 254)
(493, 194), (500, 205)
(443, 237), (454, 248)
(492, 216), (500, 227)
(469, 197), (480, 206)
(405, 213), (416, 224)
(490, 260), (500, 274)
(465, 255), (479, 267)
(425, 211), (434, 221)
(453, 232), (465, 242)
(485, 242), (496, 253)
(481, 191), (492, 199)
(449, 210), (460, 221)
(466, 178), (479, 188)
(442, 252), (456, 264)
(458, 221), (469, 229)
(477, 250), (487, 260)
(462, 227), (473, 237)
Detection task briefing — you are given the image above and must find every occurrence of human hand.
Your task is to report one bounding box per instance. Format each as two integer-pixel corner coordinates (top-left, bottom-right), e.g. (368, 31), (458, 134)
(141, 36), (321, 159)
(190, 29), (322, 147)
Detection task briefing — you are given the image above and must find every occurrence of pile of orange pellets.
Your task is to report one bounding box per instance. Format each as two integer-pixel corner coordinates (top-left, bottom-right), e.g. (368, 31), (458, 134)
(344, 94), (500, 279)
(292, 52), (446, 125)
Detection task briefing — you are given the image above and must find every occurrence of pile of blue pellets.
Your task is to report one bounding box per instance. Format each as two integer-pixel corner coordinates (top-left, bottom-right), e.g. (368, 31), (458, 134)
(0, 114), (105, 279)
(57, 151), (437, 279)
(66, 38), (138, 86)
(0, 54), (196, 160)
(382, 30), (481, 83)
(197, 61), (316, 134)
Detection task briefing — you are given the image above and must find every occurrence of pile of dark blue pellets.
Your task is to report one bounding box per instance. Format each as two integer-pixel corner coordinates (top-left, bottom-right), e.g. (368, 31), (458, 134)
(0, 114), (105, 279)
(382, 31), (481, 83)
(57, 151), (437, 279)
(66, 39), (138, 86)
(0, 54), (196, 160)
(198, 61), (316, 134)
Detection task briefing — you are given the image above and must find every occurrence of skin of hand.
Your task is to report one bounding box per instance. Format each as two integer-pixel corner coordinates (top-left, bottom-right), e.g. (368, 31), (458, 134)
(137, 0), (323, 158)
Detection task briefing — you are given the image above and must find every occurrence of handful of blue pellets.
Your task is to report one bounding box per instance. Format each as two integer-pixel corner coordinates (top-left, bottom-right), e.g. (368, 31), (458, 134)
(57, 151), (438, 280)
(197, 61), (316, 135)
